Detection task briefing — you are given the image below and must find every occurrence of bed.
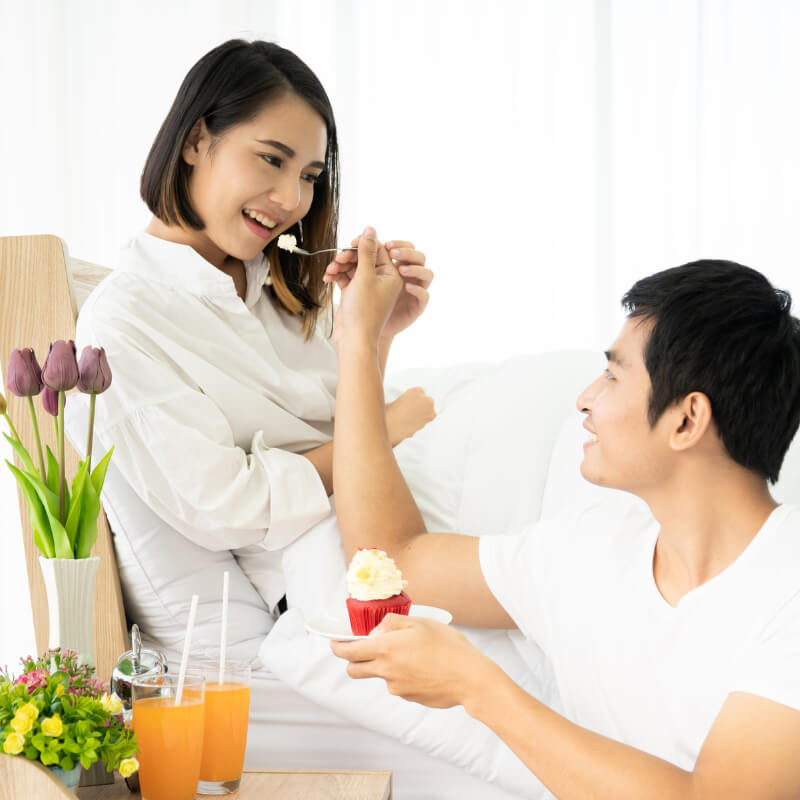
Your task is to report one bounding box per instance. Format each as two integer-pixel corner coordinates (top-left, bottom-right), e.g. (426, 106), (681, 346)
(5, 235), (800, 799)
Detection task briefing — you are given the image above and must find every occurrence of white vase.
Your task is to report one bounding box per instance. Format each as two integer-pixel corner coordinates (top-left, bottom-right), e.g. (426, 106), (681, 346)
(38, 556), (99, 666)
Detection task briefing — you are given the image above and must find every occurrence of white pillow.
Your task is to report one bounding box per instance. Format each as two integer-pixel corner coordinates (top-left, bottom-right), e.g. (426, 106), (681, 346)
(65, 394), (273, 663)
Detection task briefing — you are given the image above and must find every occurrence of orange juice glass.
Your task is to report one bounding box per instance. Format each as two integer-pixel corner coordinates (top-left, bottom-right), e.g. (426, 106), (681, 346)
(131, 674), (206, 800)
(192, 662), (251, 795)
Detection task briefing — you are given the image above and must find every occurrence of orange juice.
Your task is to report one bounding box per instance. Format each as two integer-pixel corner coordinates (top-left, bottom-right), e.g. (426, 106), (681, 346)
(199, 682), (251, 781)
(133, 695), (205, 800)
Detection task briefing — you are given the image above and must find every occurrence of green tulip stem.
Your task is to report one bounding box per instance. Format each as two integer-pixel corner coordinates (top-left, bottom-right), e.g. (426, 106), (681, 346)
(52, 417), (58, 440)
(58, 391), (66, 525)
(26, 396), (47, 479)
(86, 393), (96, 472)
(2, 411), (21, 444)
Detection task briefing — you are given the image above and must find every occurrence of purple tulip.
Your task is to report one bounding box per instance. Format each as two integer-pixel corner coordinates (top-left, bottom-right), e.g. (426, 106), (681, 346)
(41, 340), (79, 392)
(42, 386), (59, 417)
(6, 348), (44, 397)
(77, 347), (112, 394)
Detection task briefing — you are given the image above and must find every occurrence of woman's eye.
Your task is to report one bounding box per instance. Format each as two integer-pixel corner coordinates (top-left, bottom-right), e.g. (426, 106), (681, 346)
(604, 369), (616, 381)
(301, 173), (322, 184)
(259, 154), (281, 167)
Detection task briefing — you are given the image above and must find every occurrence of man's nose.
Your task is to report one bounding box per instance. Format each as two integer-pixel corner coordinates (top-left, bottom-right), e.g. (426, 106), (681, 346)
(576, 375), (602, 413)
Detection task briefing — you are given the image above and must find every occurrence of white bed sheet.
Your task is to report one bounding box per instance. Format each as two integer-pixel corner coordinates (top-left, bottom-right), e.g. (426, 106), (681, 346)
(243, 663), (526, 799)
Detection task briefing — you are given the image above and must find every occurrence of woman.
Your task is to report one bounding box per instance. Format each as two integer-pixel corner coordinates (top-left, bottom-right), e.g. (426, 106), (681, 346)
(74, 39), (434, 612)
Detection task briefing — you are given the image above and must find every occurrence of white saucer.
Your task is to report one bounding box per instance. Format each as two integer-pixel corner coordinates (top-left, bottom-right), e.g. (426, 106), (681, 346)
(305, 604), (453, 641)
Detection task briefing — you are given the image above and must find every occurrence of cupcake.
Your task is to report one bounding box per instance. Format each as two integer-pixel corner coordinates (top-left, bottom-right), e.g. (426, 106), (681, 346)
(346, 548), (412, 635)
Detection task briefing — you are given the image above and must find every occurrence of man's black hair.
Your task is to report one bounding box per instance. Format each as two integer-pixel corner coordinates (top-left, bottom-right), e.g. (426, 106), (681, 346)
(622, 259), (800, 483)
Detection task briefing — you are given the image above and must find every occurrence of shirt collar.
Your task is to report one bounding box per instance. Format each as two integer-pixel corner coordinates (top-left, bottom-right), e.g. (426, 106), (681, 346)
(121, 231), (269, 307)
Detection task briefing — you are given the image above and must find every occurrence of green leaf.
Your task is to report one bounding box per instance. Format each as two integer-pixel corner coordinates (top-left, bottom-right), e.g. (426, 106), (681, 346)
(45, 446), (60, 496)
(3, 432), (36, 476)
(60, 755), (75, 771)
(75, 470), (101, 559)
(20, 471), (73, 559)
(90, 446), (113, 496)
(64, 460), (90, 552)
(23, 745), (38, 759)
(5, 461), (55, 558)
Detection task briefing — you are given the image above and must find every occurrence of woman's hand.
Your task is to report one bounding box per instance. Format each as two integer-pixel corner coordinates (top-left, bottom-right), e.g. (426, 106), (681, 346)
(386, 387), (436, 446)
(325, 235), (433, 340)
(330, 614), (496, 709)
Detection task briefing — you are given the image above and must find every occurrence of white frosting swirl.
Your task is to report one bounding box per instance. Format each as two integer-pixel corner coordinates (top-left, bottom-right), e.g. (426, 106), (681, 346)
(346, 548), (408, 601)
(277, 233), (297, 252)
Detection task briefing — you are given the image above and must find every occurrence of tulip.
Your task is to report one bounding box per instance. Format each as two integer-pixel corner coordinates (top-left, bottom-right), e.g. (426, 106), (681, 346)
(77, 346), (112, 470)
(5, 348), (47, 478)
(42, 386), (59, 417)
(42, 340), (78, 523)
(41, 340), (79, 392)
(6, 348), (43, 397)
(77, 347), (112, 394)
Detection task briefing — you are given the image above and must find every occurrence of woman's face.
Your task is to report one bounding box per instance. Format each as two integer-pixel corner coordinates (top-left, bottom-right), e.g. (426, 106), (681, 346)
(182, 92), (328, 266)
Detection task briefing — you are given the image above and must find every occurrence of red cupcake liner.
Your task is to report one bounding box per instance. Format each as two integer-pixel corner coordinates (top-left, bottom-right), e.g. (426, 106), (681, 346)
(346, 592), (412, 635)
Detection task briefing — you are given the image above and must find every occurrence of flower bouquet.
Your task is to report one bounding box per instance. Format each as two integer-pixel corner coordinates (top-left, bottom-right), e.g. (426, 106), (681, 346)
(0, 648), (138, 792)
(2, 341), (113, 560)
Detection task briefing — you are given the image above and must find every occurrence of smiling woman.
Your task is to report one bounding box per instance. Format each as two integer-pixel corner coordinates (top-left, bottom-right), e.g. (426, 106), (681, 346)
(140, 39), (339, 335)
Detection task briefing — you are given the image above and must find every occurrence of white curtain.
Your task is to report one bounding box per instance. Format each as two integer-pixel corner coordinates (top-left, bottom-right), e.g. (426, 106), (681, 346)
(2, 0), (799, 666)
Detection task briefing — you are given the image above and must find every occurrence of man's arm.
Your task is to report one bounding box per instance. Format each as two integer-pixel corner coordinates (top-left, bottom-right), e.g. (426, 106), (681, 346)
(334, 615), (800, 799)
(332, 227), (512, 628)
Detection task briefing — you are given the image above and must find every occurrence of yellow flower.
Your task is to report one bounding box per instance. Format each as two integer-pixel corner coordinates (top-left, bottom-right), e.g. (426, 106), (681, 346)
(11, 713), (33, 735)
(100, 692), (123, 714)
(118, 757), (139, 778)
(54, 684), (65, 697)
(19, 703), (39, 721)
(41, 715), (63, 737)
(3, 733), (25, 755)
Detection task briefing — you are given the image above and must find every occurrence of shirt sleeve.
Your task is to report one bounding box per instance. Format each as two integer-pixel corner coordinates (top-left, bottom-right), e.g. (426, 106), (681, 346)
(479, 520), (563, 654)
(729, 588), (800, 712)
(73, 315), (332, 553)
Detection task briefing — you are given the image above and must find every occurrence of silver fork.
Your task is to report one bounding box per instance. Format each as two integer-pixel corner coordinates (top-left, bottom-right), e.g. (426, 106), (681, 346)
(291, 246), (358, 256)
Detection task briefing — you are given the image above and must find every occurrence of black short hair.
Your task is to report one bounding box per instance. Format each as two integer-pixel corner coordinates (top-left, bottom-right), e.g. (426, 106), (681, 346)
(622, 260), (800, 483)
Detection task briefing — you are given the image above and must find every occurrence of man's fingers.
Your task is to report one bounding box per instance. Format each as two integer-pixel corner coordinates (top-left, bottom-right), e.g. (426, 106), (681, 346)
(372, 613), (416, 634)
(355, 226), (378, 280)
(330, 637), (381, 662)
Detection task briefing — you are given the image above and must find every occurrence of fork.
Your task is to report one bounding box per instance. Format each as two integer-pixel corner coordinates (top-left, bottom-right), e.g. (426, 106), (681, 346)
(291, 246), (358, 256)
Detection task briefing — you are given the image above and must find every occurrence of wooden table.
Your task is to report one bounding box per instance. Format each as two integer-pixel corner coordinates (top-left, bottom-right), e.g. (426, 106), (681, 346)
(76, 769), (392, 799)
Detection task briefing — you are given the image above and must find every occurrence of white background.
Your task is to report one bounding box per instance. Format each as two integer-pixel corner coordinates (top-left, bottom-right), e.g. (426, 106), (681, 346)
(2, 0), (800, 669)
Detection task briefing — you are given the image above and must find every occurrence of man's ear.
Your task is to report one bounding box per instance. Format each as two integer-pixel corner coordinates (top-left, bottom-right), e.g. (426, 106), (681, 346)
(181, 118), (210, 166)
(669, 392), (713, 452)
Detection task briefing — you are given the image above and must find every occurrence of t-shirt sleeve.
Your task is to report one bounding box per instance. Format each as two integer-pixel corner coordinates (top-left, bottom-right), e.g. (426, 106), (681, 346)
(479, 520), (563, 654)
(729, 588), (800, 712)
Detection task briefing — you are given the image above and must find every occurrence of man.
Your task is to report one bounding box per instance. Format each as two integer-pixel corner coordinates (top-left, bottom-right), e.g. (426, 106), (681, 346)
(329, 227), (800, 798)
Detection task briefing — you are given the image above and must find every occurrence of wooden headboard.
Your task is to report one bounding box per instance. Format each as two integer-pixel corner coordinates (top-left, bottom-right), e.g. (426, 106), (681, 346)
(0, 235), (126, 681)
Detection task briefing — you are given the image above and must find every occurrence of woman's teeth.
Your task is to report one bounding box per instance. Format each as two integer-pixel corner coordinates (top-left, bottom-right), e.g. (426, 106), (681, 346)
(244, 209), (277, 228)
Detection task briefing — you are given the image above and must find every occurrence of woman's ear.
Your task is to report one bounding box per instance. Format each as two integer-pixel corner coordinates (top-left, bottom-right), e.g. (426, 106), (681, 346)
(181, 118), (209, 166)
(669, 392), (713, 452)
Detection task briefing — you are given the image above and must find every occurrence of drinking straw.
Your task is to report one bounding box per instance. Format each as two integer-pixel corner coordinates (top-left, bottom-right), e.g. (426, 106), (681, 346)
(218, 570), (230, 686)
(175, 594), (199, 706)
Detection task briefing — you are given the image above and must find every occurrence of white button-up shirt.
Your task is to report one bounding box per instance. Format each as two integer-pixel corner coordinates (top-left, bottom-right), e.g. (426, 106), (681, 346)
(74, 232), (335, 607)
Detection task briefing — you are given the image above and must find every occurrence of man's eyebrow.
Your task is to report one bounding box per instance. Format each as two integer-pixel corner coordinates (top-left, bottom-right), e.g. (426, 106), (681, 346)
(255, 139), (325, 170)
(604, 349), (627, 367)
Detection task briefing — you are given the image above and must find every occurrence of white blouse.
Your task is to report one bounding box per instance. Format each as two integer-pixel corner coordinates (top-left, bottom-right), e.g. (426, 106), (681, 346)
(74, 232), (336, 607)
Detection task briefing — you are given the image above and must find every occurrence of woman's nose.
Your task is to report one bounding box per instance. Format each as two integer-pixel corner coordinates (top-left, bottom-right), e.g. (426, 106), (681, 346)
(270, 173), (301, 212)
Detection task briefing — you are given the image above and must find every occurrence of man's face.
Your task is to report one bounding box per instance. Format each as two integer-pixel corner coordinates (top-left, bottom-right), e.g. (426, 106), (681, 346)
(576, 317), (677, 493)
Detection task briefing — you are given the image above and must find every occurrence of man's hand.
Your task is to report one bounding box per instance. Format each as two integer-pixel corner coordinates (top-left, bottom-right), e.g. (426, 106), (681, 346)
(330, 614), (497, 709)
(326, 235), (433, 341)
(386, 387), (436, 446)
(332, 226), (403, 349)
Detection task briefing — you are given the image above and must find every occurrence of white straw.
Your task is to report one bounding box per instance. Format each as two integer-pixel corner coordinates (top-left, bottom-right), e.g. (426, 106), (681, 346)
(175, 594), (199, 706)
(218, 571), (230, 686)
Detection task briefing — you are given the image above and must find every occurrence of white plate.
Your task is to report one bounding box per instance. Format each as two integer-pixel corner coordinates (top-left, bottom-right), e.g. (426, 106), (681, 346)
(305, 604), (453, 641)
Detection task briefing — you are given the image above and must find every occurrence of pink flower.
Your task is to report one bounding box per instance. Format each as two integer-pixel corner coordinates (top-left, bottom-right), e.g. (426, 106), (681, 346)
(77, 347), (112, 394)
(6, 348), (44, 397)
(42, 340), (79, 392)
(42, 386), (59, 417)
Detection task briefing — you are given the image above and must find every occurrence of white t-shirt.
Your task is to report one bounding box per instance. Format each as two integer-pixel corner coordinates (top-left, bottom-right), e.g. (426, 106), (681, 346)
(479, 500), (800, 771)
(74, 232), (337, 608)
